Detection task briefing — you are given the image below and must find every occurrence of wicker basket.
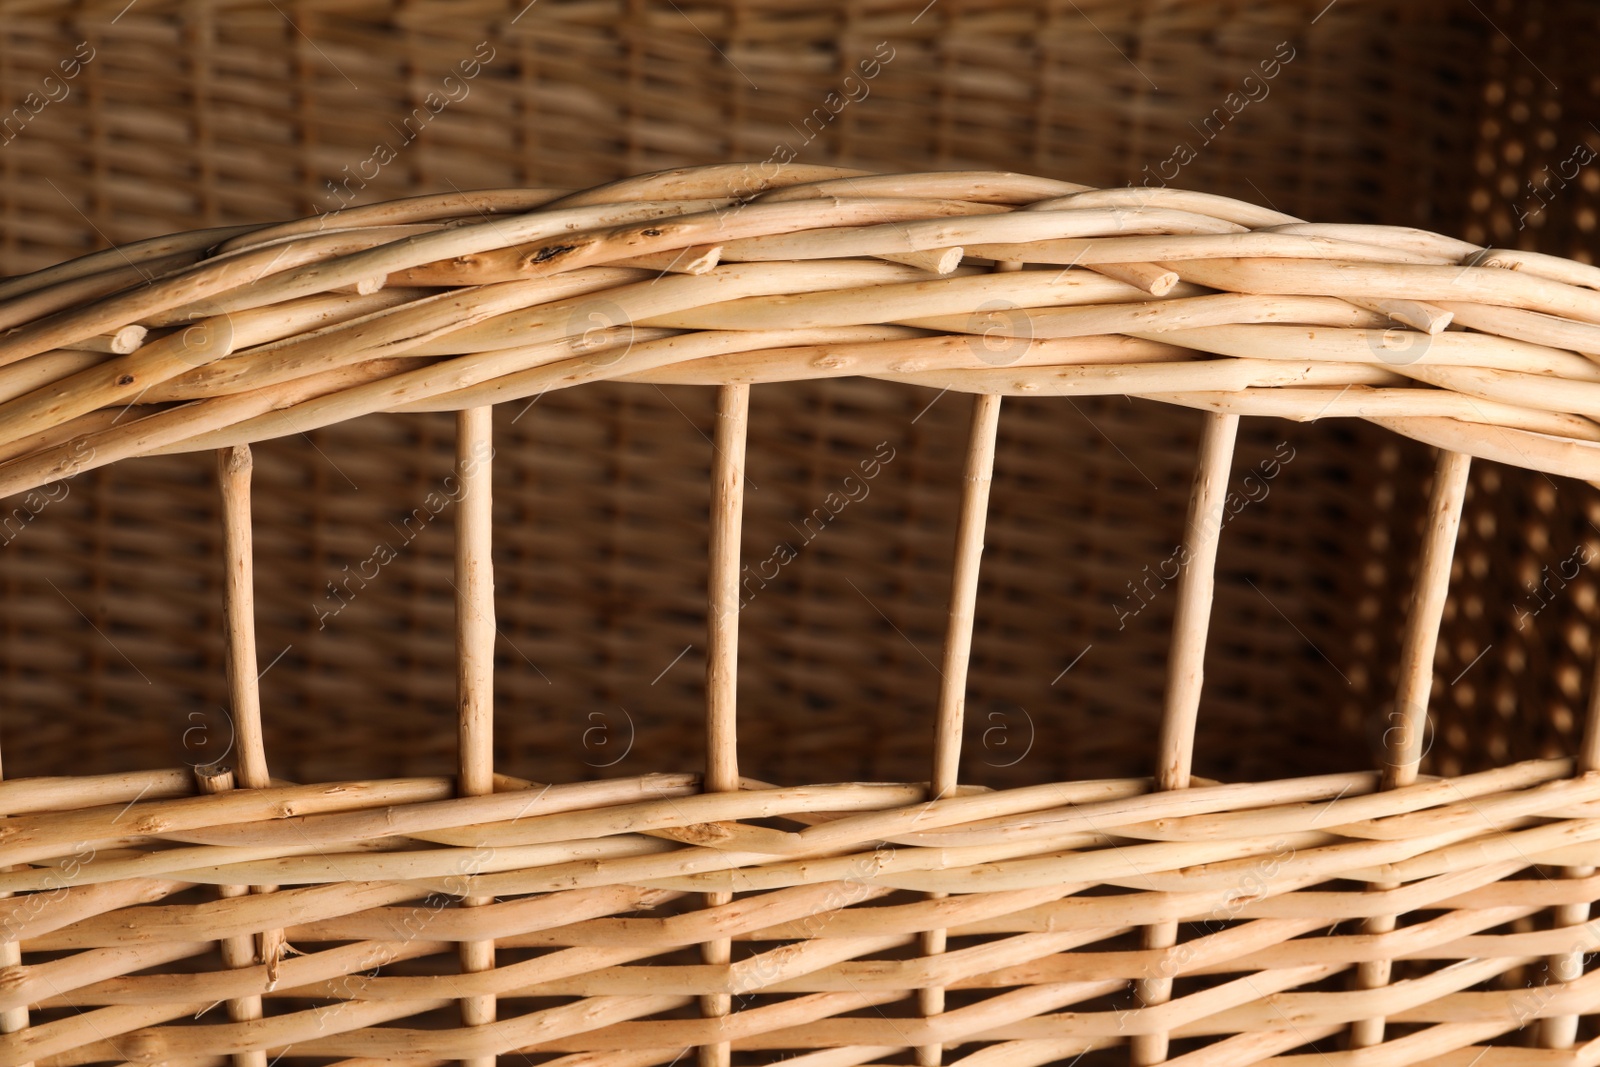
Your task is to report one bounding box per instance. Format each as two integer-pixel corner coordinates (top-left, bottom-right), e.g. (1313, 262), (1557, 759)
(3, 161), (1600, 1065)
(1, 1), (1599, 1065)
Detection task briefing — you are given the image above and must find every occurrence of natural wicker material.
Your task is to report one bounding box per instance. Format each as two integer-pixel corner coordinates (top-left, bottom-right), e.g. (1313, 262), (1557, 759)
(4, 165), (1600, 487)
(2, 164), (1600, 1064)
(7, 0), (1596, 812)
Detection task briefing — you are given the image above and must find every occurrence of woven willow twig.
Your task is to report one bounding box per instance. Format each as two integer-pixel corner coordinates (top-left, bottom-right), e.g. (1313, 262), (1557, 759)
(6, 763), (1600, 1061)
(6, 163), (1600, 1066)
(2, 165), (1600, 494)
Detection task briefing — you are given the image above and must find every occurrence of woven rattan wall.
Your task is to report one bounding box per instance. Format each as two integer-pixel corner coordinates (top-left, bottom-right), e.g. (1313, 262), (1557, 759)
(0, 0), (1494, 272)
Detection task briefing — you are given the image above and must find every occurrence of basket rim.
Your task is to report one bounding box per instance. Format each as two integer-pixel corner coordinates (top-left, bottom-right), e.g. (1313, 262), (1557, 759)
(0, 161), (1598, 498)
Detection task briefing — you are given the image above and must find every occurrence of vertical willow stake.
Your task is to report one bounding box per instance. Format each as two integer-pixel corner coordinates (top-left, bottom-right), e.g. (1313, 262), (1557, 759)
(220, 445), (269, 792)
(1349, 448), (1470, 1050)
(702, 382), (750, 1067)
(0, 892), (23, 1067)
(217, 443), (283, 1041)
(195, 764), (266, 1067)
(0, 738), (26, 1065)
(1542, 662), (1600, 1049)
(1132, 411), (1239, 1067)
(455, 406), (497, 1067)
(1541, 656), (1600, 1050)
(916, 391), (1002, 1067)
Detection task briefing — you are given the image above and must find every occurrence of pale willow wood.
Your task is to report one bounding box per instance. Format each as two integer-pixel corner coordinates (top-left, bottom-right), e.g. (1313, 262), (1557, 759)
(702, 382), (750, 1067)
(1545, 673), (1600, 1050)
(922, 390), (1003, 1067)
(193, 765), (264, 1067)
(1351, 449), (1473, 1051)
(5, 164), (1600, 1066)
(1134, 411), (1240, 1067)
(453, 406), (496, 1067)
(213, 444), (284, 1023)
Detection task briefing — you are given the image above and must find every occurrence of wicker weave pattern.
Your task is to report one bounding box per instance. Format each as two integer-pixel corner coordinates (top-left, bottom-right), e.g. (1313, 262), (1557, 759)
(0, 0), (1496, 276)
(1, 164), (1599, 1064)
(1, 759), (1597, 1064)
(1, 166), (1599, 488)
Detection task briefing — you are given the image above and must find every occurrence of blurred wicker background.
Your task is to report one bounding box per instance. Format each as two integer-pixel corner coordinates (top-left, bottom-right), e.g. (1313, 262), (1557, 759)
(0, 0), (1595, 790)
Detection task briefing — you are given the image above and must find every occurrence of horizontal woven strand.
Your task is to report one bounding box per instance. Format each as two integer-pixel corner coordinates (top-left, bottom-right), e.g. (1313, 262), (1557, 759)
(2, 165), (1600, 499)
